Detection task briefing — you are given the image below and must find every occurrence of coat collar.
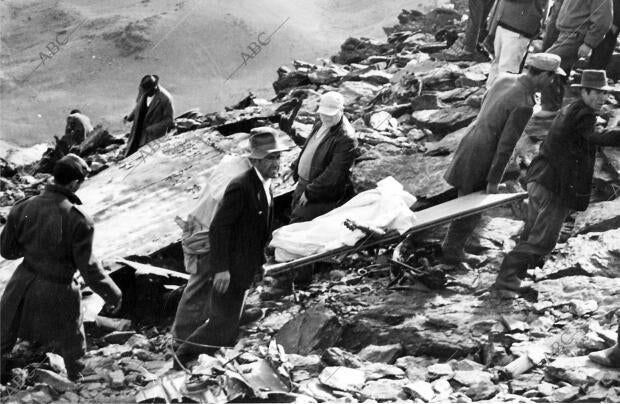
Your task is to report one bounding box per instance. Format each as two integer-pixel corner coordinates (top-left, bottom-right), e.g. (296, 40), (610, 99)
(43, 183), (83, 205)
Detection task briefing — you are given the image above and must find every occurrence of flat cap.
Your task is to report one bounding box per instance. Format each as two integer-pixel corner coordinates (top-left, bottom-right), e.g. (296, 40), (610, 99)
(525, 53), (566, 75)
(54, 153), (90, 182)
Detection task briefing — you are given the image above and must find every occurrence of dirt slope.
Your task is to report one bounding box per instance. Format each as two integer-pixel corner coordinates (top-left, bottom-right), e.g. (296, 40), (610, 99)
(0, 0), (451, 150)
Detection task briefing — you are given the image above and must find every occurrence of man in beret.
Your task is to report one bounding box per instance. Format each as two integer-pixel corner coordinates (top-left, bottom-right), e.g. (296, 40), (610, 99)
(442, 53), (564, 268)
(124, 74), (174, 157)
(172, 128), (289, 367)
(0, 154), (122, 380)
(493, 70), (620, 297)
(281, 91), (358, 223)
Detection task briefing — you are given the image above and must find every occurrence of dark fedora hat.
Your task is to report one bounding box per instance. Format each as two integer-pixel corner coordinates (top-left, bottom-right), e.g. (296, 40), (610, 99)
(571, 70), (614, 91)
(247, 127), (291, 159)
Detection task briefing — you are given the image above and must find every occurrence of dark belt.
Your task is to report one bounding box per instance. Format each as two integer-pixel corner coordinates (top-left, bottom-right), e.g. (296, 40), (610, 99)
(22, 263), (74, 285)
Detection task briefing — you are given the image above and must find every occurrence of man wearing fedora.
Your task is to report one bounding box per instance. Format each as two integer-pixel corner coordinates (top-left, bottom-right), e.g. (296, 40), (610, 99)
(442, 53), (564, 268)
(493, 70), (620, 297)
(124, 74), (174, 157)
(0, 154), (122, 381)
(282, 91), (358, 223)
(172, 128), (289, 367)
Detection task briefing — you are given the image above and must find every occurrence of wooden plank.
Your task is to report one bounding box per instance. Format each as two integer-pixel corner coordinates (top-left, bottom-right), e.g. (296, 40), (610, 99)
(264, 191), (527, 276)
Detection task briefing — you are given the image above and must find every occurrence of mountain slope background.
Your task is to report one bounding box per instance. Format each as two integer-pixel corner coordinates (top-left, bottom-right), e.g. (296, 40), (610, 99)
(0, 0), (452, 149)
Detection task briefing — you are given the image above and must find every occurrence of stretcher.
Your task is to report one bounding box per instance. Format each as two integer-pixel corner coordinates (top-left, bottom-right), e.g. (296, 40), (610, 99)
(264, 191), (527, 276)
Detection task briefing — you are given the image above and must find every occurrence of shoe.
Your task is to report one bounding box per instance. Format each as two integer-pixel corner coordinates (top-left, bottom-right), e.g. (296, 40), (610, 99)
(533, 109), (559, 119)
(490, 283), (538, 301)
(588, 345), (620, 368)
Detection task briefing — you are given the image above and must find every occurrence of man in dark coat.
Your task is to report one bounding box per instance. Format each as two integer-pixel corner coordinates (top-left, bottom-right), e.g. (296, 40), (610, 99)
(493, 70), (620, 296)
(442, 53), (563, 267)
(284, 91), (358, 223)
(124, 74), (174, 157)
(0, 154), (122, 379)
(173, 129), (289, 367)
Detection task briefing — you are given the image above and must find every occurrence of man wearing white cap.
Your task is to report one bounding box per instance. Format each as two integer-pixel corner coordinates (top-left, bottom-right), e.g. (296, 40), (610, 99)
(442, 53), (564, 268)
(286, 91), (358, 222)
(493, 70), (620, 297)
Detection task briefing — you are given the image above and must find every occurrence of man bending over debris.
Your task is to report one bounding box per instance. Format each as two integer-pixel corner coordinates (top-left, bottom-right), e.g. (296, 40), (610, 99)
(0, 154), (122, 380)
(123, 74), (174, 157)
(493, 70), (620, 298)
(442, 53), (564, 268)
(283, 91), (358, 223)
(172, 129), (289, 368)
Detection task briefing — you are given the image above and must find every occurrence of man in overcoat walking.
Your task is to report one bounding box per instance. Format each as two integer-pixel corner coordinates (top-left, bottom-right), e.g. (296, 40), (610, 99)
(0, 154), (122, 380)
(124, 74), (174, 157)
(442, 53), (564, 266)
(173, 129), (289, 367)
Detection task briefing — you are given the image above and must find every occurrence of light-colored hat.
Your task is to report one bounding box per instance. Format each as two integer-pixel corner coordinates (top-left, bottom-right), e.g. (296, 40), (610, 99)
(318, 91), (344, 116)
(247, 127), (291, 159)
(525, 53), (566, 75)
(571, 69), (614, 91)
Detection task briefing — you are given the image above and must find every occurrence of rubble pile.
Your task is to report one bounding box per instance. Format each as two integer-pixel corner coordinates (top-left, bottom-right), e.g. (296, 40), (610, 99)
(2, 2), (620, 403)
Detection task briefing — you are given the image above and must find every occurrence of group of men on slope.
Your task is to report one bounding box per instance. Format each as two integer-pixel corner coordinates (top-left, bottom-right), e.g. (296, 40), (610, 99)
(2, 0), (620, 379)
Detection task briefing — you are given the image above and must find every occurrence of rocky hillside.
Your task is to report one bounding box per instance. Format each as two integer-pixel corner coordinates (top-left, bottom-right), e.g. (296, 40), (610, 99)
(1, 2), (620, 404)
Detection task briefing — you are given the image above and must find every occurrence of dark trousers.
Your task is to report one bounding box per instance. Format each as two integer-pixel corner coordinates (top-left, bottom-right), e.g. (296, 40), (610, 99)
(174, 283), (246, 357)
(540, 31), (583, 112)
(442, 188), (481, 258)
(171, 254), (213, 341)
(463, 0), (495, 53)
(589, 28), (620, 70)
(290, 179), (339, 223)
(541, 0), (563, 52)
(497, 182), (570, 281)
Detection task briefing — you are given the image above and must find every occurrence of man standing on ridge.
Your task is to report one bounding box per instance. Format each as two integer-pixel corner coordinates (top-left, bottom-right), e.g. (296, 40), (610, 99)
(124, 74), (174, 157)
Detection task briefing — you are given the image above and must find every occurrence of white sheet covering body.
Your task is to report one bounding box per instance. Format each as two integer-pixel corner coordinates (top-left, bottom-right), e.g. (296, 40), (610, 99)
(270, 177), (417, 262)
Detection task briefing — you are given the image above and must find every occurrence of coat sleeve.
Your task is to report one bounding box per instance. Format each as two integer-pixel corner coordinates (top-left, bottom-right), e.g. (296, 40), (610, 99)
(145, 97), (174, 138)
(614, 0), (620, 28)
(72, 218), (122, 306)
(209, 180), (245, 274)
(584, 0), (613, 48)
(304, 134), (358, 202)
(0, 206), (23, 260)
(486, 106), (533, 185)
(584, 125), (620, 146)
